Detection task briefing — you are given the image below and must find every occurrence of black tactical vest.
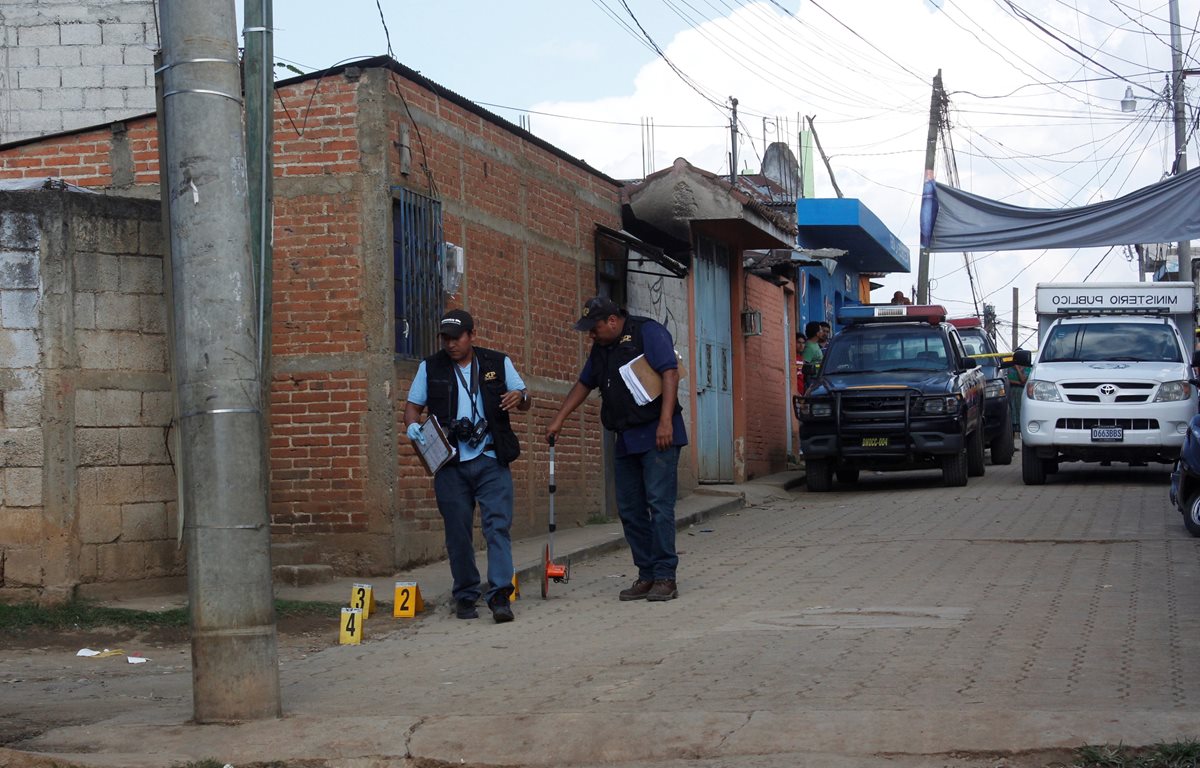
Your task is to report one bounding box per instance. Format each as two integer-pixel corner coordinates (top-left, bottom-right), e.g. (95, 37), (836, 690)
(423, 346), (520, 466)
(589, 315), (681, 433)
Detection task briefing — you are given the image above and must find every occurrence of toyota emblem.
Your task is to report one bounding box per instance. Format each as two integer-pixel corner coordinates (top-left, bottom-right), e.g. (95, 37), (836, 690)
(1099, 384), (1117, 396)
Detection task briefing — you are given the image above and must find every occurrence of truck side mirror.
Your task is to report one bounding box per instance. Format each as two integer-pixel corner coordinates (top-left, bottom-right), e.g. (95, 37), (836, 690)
(961, 357), (979, 370)
(1192, 349), (1200, 368)
(1013, 349), (1032, 367)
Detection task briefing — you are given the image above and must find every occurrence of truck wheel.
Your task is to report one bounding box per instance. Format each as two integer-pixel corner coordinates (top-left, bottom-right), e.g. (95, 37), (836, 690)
(967, 429), (986, 477)
(942, 448), (968, 486)
(1184, 490), (1200, 537)
(1022, 447), (1046, 485)
(806, 459), (833, 492)
(990, 421), (1015, 465)
(836, 467), (860, 484)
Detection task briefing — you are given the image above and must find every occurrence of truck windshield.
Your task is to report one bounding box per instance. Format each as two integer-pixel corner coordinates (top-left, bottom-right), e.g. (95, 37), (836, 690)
(824, 328), (950, 373)
(958, 330), (991, 357)
(1040, 322), (1182, 363)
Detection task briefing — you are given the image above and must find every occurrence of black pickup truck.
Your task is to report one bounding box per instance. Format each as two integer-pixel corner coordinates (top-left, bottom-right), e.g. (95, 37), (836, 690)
(949, 317), (1015, 466)
(796, 304), (987, 491)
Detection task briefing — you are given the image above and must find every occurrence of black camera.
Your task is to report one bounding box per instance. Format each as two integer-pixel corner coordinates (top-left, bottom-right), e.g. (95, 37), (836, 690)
(450, 417), (489, 448)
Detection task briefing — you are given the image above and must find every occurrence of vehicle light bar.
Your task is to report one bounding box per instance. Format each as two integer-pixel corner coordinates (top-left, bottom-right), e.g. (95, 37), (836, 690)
(947, 317), (982, 329)
(838, 304), (947, 325)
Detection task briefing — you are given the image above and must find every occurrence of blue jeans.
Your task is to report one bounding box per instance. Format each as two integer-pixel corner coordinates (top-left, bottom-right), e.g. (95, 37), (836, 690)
(433, 454), (514, 605)
(613, 446), (680, 581)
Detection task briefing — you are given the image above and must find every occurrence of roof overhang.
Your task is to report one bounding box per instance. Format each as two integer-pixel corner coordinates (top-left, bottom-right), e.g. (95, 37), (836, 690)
(625, 158), (795, 252)
(595, 224), (688, 279)
(795, 198), (910, 274)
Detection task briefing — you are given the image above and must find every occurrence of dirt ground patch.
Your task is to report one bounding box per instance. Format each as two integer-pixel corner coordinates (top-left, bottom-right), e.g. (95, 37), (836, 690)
(0, 610), (337, 654)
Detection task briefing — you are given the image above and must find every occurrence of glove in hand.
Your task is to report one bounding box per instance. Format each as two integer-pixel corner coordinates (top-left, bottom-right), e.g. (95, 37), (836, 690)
(406, 421), (426, 445)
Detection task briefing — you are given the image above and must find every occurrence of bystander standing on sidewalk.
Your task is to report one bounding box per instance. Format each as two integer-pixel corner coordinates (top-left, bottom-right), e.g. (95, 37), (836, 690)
(546, 296), (688, 602)
(1007, 350), (1029, 440)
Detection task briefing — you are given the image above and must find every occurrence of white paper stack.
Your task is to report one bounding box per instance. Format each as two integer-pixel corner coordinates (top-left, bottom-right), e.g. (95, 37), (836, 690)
(619, 355), (654, 406)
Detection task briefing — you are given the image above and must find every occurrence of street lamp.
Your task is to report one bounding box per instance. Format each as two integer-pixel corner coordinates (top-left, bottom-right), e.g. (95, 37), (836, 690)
(1120, 86), (1137, 113)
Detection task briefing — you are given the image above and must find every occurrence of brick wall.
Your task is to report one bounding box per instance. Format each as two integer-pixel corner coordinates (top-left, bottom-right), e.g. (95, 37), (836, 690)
(0, 0), (158, 144)
(0, 61), (623, 583)
(741, 274), (790, 479)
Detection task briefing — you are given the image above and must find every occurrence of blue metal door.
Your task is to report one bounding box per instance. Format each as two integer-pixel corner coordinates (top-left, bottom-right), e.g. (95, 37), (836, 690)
(694, 234), (733, 482)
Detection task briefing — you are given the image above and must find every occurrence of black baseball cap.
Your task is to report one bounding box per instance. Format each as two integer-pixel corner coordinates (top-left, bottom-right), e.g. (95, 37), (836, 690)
(439, 309), (474, 338)
(573, 296), (621, 331)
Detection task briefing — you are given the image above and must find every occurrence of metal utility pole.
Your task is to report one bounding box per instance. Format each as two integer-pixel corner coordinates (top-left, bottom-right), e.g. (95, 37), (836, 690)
(159, 0), (281, 722)
(243, 0), (274, 381)
(1169, 0), (1191, 287)
(917, 70), (943, 305)
(730, 97), (739, 185)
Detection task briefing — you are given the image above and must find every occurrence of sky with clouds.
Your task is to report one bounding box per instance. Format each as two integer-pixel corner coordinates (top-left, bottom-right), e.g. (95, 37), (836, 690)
(240, 0), (1200, 349)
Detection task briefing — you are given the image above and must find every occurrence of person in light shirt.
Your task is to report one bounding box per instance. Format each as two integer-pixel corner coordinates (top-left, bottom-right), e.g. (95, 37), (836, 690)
(404, 309), (530, 623)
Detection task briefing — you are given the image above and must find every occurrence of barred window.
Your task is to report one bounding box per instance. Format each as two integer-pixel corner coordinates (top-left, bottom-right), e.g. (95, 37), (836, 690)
(393, 188), (444, 359)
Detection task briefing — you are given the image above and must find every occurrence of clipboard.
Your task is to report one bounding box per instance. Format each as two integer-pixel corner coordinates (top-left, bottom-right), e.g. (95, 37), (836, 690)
(411, 415), (457, 476)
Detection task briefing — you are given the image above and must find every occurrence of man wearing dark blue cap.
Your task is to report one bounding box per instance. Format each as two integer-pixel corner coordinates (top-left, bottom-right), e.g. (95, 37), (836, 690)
(404, 308), (531, 623)
(546, 296), (688, 602)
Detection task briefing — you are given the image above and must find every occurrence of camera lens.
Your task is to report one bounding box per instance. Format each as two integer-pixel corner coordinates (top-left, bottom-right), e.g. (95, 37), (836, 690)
(468, 418), (488, 447)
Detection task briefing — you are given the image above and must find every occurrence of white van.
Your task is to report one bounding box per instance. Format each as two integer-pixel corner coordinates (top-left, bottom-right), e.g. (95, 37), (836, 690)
(1014, 282), (1199, 485)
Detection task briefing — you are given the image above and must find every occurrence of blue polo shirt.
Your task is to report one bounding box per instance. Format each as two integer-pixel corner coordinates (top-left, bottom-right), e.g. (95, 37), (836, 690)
(407, 355), (525, 463)
(580, 319), (688, 457)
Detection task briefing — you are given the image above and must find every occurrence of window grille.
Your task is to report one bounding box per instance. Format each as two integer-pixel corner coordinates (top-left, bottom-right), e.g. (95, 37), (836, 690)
(393, 188), (444, 359)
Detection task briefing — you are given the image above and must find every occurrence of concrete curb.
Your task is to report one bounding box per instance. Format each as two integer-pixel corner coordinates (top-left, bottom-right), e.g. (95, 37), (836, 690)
(507, 490), (747, 606)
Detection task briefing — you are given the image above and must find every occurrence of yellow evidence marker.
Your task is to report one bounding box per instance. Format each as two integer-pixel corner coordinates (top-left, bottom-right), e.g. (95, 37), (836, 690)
(339, 607), (364, 645)
(511, 571), (520, 600)
(350, 583), (375, 619)
(392, 581), (424, 618)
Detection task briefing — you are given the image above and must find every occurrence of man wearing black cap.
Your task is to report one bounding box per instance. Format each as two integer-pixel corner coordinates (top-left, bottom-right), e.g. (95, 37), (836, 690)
(404, 308), (531, 623)
(546, 296), (688, 602)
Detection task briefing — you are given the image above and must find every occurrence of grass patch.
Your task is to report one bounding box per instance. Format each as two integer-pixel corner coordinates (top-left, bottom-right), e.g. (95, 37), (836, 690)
(586, 512), (612, 525)
(0, 599), (344, 632)
(1056, 740), (1200, 768)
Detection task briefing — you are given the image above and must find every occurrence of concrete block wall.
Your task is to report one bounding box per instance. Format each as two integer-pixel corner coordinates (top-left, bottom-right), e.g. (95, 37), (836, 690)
(0, 205), (48, 600)
(741, 274), (790, 479)
(0, 0), (158, 144)
(0, 190), (177, 602)
(72, 200), (179, 595)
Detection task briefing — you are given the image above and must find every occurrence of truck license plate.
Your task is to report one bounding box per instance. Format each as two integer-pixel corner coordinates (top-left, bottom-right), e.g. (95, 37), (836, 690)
(861, 436), (889, 447)
(1091, 426), (1124, 442)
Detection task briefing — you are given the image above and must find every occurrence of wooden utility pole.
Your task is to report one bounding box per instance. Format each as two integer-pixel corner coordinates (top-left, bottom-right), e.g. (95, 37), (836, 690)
(917, 70), (943, 305)
(159, 0), (281, 722)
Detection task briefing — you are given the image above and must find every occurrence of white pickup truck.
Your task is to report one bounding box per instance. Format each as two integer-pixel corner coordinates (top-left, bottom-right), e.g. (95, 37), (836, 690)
(1014, 282), (1199, 485)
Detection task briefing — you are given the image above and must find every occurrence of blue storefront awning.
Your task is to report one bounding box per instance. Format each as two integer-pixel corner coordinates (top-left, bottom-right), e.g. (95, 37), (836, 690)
(795, 198), (910, 274)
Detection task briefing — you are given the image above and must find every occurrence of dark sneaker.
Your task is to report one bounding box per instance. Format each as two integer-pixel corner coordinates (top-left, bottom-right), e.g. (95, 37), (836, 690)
(619, 579), (655, 601)
(455, 598), (478, 620)
(646, 579), (678, 601)
(489, 595), (514, 623)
